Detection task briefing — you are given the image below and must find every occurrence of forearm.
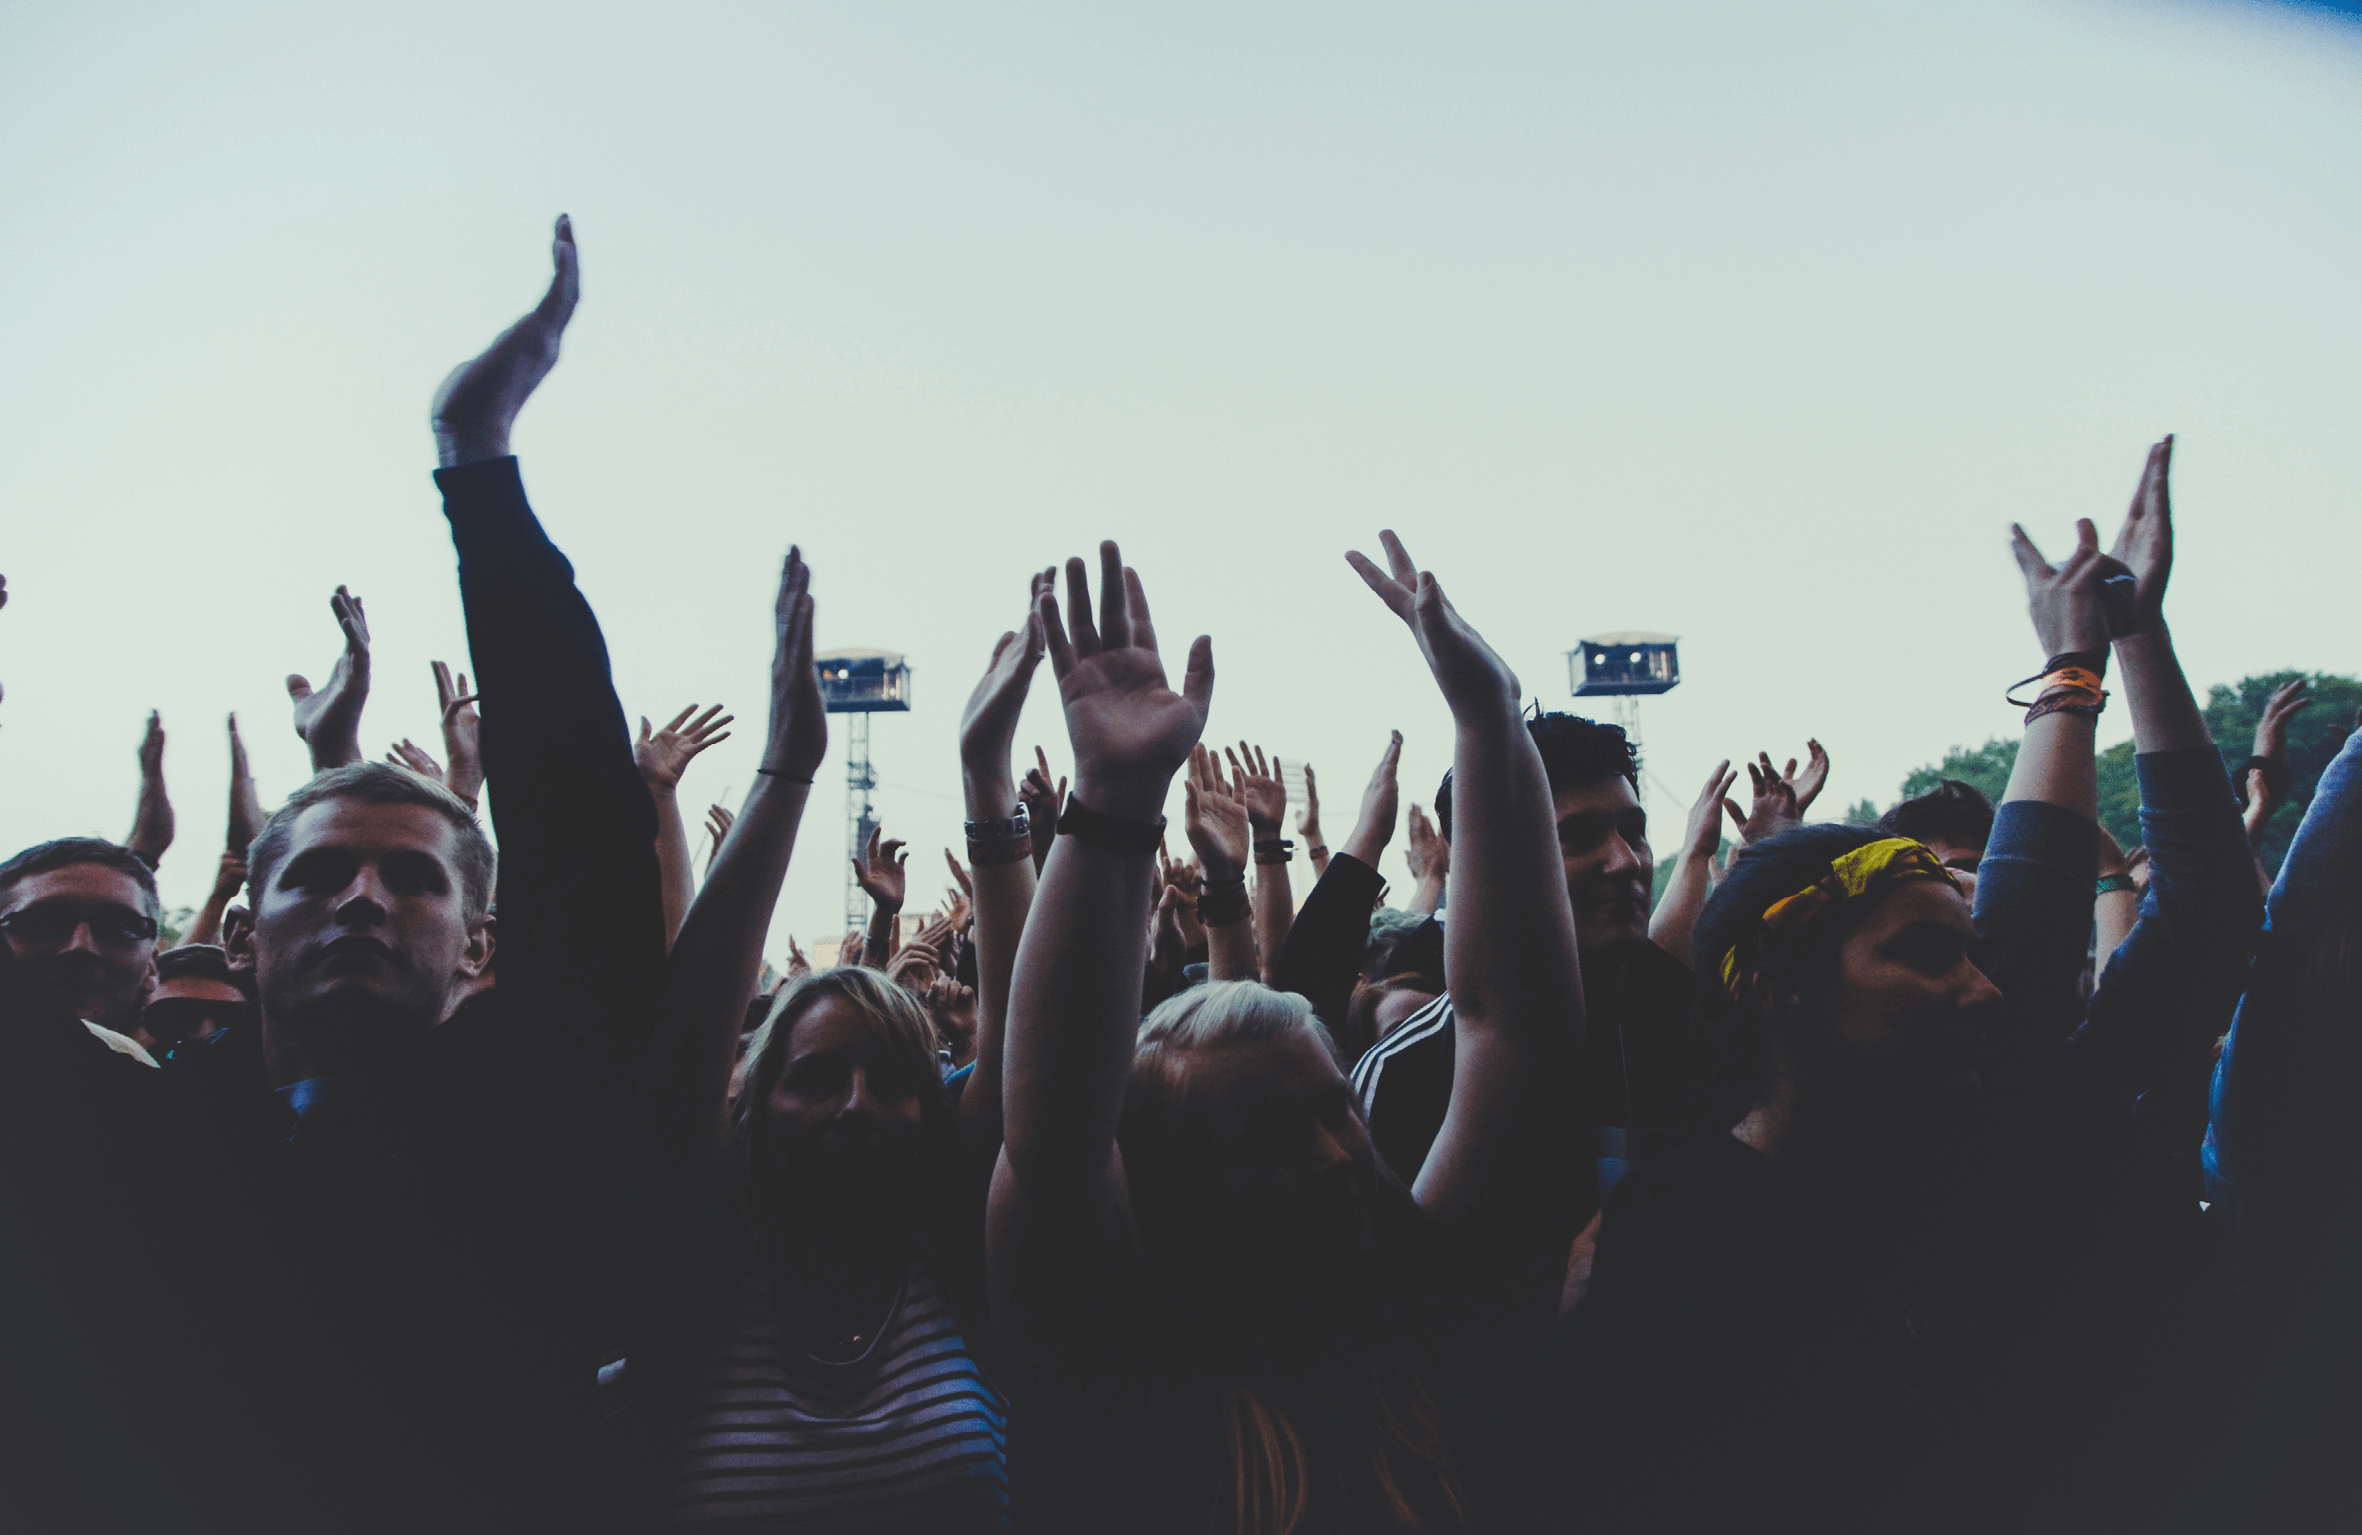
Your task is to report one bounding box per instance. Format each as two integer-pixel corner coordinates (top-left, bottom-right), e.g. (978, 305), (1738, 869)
(649, 786), (696, 951)
(1204, 907), (1257, 981)
(2113, 628), (2211, 754)
(183, 886), (234, 949)
(1002, 815), (1161, 1191)
(1406, 870), (1445, 918)
(1648, 852), (1716, 968)
(650, 774), (811, 1166)
(861, 902), (899, 969)
(1421, 700), (1584, 1214)
(1250, 854), (1294, 986)
(2094, 888), (2138, 973)
(959, 760), (1034, 1164)
(1306, 840), (1330, 877)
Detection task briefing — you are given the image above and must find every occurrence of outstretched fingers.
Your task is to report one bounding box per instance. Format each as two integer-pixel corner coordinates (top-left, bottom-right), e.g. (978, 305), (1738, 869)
(1097, 542), (1130, 652)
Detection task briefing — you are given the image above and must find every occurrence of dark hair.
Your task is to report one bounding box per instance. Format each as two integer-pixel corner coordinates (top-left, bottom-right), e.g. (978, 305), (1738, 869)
(0, 838), (161, 918)
(1695, 823), (1892, 1103)
(248, 763), (495, 920)
(1877, 779), (1994, 856)
(1434, 712), (1637, 841)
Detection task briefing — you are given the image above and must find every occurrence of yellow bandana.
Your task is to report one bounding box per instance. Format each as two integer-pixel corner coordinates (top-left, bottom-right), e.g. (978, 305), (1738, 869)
(1716, 837), (1962, 998)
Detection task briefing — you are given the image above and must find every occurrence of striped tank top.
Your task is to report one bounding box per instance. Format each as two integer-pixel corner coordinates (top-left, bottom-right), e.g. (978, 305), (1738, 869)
(665, 1259), (1009, 1532)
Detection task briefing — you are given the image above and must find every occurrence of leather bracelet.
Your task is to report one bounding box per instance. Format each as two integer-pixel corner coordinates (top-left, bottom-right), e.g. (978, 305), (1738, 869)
(966, 834), (1034, 868)
(2237, 754), (2289, 804)
(2024, 687), (2106, 725)
(2006, 666), (2107, 710)
(1056, 794), (1165, 854)
(1306, 843), (1328, 859)
(2095, 872), (2137, 896)
(1196, 876), (1250, 927)
(1253, 838), (1295, 865)
(963, 810), (1031, 843)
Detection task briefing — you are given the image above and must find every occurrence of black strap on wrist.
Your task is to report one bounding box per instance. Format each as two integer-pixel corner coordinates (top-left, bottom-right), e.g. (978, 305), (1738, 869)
(2043, 649), (2109, 682)
(1056, 794), (1165, 854)
(2237, 754), (2290, 804)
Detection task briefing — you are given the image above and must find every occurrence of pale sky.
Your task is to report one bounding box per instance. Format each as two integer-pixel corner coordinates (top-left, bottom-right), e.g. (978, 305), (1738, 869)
(3, 0), (2357, 954)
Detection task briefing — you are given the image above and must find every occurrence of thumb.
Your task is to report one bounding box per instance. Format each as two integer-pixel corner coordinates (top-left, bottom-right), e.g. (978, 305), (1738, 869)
(287, 674), (314, 702)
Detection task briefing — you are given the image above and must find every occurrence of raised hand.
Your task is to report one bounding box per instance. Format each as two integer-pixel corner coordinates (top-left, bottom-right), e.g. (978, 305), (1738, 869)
(1039, 543), (1213, 821)
(1183, 744), (1251, 879)
(703, 804), (735, 874)
(2106, 436), (2174, 637)
(1296, 763), (1323, 843)
(636, 704), (734, 791)
(1346, 530), (1519, 718)
(763, 547), (828, 780)
(127, 710), (175, 866)
(784, 935), (812, 980)
(1724, 754), (1800, 846)
(2253, 678), (2312, 762)
(1226, 743), (1290, 834)
(287, 585), (372, 771)
(1682, 760), (1740, 862)
(2007, 518), (2117, 661)
(387, 738), (448, 782)
(1018, 746), (1066, 871)
(431, 214), (581, 468)
(944, 848), (974, 899)
(1784, 739), (1830, 816)
(1404, 802), (1450, 882)
(208, 850), (250, 906)
(432, 661), (484, 806)
(225, 713), (266, 854)
(855, 826), (908, 913)
(960, 573), (1050, 777)
(1342, 731), (1404, 868)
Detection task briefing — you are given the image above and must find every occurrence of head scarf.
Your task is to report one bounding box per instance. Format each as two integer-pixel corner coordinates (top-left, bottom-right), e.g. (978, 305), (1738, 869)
(1716, 837), (1962, 999)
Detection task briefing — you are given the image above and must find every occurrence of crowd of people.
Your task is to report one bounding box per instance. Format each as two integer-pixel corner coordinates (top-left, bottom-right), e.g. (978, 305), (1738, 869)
(1, 218), (2353, 1534)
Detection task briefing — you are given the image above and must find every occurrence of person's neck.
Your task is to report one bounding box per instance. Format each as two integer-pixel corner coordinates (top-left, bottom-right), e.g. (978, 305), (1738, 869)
(259, 992), (441, 1089)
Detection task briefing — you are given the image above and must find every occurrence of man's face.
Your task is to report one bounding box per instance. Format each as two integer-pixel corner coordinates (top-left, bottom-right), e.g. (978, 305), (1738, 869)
(1922, 838), (1983, 874)
(1814, 879), (2003, 1115)
(0, 864), (159, 1030)
(1552, 777), (1654, 949)
(245, 799), (490, 1060)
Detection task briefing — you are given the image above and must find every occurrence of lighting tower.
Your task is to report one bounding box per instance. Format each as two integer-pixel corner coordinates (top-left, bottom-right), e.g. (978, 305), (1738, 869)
(1569, 632), (1681, 804)
(814, 647), (913, 930)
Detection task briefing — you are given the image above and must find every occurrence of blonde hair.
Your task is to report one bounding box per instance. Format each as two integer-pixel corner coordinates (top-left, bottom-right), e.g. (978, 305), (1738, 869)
(1122, 981), (1467, 1535)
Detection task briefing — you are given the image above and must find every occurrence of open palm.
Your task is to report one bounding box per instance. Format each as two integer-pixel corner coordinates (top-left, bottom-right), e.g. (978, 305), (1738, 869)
(1041, 543), (1212, 811)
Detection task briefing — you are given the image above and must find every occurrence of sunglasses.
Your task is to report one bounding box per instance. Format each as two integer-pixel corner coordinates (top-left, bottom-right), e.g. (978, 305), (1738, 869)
(143, 997), (254, 1046)
(0, 905), (160, 947)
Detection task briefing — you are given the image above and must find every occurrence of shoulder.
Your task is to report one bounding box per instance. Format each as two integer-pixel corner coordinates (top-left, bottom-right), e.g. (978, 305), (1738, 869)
(1349, 992), (1455, 1102)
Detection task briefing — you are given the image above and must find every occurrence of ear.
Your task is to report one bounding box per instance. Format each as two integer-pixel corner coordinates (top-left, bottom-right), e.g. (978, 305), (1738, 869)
(457, 913), (497, 980)
(221, 907), (257, 974)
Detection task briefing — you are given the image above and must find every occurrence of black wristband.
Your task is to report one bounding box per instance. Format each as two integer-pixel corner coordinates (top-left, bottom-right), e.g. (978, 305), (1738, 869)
(1056, 794), (1165, 854)
(2044, 649), (2109, 682)
(2237, 754), (2290, 804)
(1197, 876), (1251, 927)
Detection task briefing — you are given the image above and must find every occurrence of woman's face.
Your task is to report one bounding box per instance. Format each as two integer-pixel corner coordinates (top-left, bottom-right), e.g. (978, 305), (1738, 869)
(1175, 1029), (1379, 1278)
(1819, 878), (2002, 1091)
(754, 993), (929, 1207)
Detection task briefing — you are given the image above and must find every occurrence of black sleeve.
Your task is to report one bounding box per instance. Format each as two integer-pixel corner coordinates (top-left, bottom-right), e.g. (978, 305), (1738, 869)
(435, 457), (665, 1135)
(1270, 851), (1384, 1040)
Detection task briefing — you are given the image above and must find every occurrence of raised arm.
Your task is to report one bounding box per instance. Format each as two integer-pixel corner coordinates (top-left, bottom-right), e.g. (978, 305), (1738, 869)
(1974, 492), (2117, 1046)
(1346, 530), (1583, 1224)
(643, 552), (824, 1174)
(853, 828), (908, 969)
(429, 215), (664, 1109)
(1231, 743), (1297, 983)
(124, 711), (174, 868)
(1297, 763), (1329, 877)
(954, 574), (1050, 1168)
(1403, 801), (1449, 917)
(997, 542), (1211, 1205)
(1182, 745), (1257, 981)
(1271, 731), (1400, 1047)
(1649, 759), (1737, 968)
(635, 704), (733, 949)
(2080, 437), (2261, 1093)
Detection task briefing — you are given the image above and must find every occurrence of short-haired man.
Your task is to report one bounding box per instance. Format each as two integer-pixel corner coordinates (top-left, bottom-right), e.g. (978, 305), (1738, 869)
(175, 218), (667, 1534)
(1350, 713), (1737, 1213)
(133, 942), (256, 1055)
(0, 837), (163, 1038)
